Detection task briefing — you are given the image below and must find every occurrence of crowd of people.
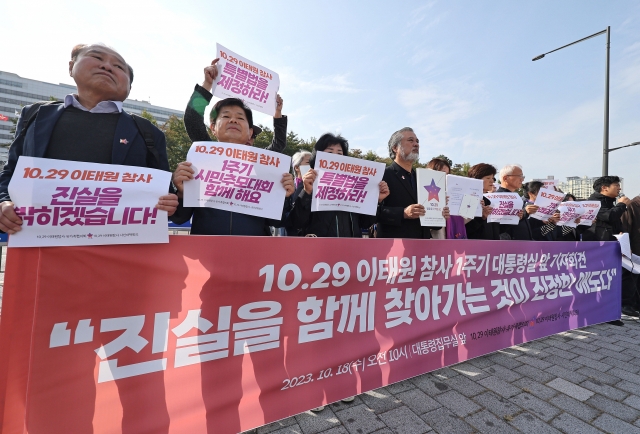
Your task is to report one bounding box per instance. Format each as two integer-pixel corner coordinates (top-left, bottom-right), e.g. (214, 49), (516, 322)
(0, 44), (638, 326)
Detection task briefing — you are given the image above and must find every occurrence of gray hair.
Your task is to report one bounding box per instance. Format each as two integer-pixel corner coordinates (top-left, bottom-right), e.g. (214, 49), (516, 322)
(499, 164), (522, 182)
(291, 150), (312, 170)
(388, 127), (414, 159)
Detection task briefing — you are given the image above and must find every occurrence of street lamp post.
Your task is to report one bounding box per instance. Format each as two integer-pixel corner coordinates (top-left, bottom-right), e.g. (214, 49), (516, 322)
(532, 26), (611, 176)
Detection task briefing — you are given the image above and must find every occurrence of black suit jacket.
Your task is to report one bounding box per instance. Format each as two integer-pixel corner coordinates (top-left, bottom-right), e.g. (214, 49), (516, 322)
(376, 162), (433, 239)
(0, 102), (170, 203)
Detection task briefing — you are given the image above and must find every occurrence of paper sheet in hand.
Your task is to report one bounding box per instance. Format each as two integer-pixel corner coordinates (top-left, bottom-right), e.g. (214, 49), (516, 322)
(577, 201), (601, 226)
(556, 202), (582, 228)
(446, 174), (483, 218)
(7, 156), (171, 247)
(299, 165), (310, 177)
(184, 142), (291, 220)
(417, 168), (446, 227)
(531, 187), (565, 221)
(459, 194), (481, 219)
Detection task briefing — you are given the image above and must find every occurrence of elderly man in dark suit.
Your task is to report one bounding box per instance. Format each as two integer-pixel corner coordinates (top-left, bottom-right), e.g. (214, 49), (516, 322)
(377, 127), (449, 238)
(0, 43), (178, 234)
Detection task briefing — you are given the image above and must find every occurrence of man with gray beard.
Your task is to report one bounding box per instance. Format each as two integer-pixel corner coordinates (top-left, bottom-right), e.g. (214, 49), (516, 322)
(377, 127), (447, 238)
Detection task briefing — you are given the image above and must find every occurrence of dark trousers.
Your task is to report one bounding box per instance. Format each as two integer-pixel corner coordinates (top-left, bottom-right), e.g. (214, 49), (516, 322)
(621, 268), (639, 307)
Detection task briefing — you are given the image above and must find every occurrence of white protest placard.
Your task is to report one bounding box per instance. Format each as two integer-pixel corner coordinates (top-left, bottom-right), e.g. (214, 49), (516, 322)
(531, 187), (565, 221)
(311, 152), (384, 216)
(577, 201), (601, 226)
(446, 174), (483, 218)
(484, 192), (523, 225)
(615, 233), (632, 259)
(212, 43), (280, 116)
(184, 142), (291, 220)
(534, 178), (559, 190)
(417, 168), (446, 227)
(556, 201), (582, 227)
(7, 157), (171, 247)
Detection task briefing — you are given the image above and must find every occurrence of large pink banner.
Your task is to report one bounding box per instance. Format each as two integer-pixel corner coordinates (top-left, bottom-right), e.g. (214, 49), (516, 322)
(0, 236), (621, 433)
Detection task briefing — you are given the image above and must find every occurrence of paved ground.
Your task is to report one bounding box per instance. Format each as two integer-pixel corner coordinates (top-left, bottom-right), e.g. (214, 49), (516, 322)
(253, 317), (640, 434)
(1, 247), (639, 433)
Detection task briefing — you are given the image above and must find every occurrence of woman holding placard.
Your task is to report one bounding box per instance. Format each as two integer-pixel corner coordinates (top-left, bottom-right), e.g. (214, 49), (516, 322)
(287, 133), (389, 238)
(464, 163), (501, 240)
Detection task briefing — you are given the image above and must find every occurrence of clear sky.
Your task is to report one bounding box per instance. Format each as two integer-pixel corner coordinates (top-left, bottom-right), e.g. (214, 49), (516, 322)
(3, 0), (640, 194)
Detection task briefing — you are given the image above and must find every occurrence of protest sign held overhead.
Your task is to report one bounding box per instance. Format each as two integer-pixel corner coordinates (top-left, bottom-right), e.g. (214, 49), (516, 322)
(484, 192), (523, 225)
(212, 43), (280, 116)
(417, 168), (446, 227)
(311, 152), (384, 216)
(184, 142), (291, 220)
(531, 187), (565, 221)
(7, 157), (171, 247)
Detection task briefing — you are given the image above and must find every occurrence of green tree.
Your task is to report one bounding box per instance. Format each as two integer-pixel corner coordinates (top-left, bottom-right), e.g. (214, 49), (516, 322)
(451, 162), (471, 177)
(162, 115), (191, 172)
(140, 109), (158, 127)
(432, 154), (453, 167)
(252, 125), (314, 157)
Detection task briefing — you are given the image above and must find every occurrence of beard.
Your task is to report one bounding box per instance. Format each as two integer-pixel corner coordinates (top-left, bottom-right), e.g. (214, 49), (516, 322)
(399, 146), (419, 162)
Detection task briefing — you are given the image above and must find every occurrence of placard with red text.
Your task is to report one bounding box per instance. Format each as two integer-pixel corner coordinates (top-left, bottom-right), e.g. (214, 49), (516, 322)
(212, 43), (280, 116)
(311, 152), (384, 216)
(484, 192), (523, 225)
(184, 141), (291, 220)
(7, 156), (171, 247)
(531, 187), (565, 221)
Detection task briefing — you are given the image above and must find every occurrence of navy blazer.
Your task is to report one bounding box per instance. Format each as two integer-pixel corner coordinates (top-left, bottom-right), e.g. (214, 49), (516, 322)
(0, 103), (171, 203)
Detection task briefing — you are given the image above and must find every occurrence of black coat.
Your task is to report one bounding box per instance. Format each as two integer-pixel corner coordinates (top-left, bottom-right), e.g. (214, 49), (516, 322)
(496, 187), (533, 240)
(465, 197), (501, 240)
(0, 102), (170, 203)
(582, 192), (627, 241)
(376, 162), (437, 239)
(287, 183), (375, 238)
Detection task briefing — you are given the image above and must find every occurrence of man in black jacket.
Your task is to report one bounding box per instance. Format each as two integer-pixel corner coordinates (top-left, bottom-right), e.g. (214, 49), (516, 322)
(584, 176), (636, 318)
(496, 164), (534, 241)
(376, 127), (449, 239)
(0, 43), (178, 234)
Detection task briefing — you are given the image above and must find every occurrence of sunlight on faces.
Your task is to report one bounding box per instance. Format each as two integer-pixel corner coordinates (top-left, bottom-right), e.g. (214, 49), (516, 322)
(210, 106), (252, 144)
(502, 167), (524, 191)
(602, 182), (621, 198)
(481, 175), (495, 193)
(70, 45), (131, 102)
(396, 131), (419, 162)
(323, 144), (344, 155)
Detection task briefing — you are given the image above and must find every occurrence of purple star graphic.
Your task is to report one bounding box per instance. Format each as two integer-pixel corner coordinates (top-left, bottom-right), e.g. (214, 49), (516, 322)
(424, 179), (441, 201)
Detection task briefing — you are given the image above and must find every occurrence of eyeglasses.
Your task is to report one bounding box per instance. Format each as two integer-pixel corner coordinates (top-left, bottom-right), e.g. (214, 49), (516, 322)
(507, 175), (525, 180)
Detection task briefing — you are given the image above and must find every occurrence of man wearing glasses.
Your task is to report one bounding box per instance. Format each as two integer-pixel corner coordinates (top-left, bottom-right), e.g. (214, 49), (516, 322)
(496, 164), (536, 240)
